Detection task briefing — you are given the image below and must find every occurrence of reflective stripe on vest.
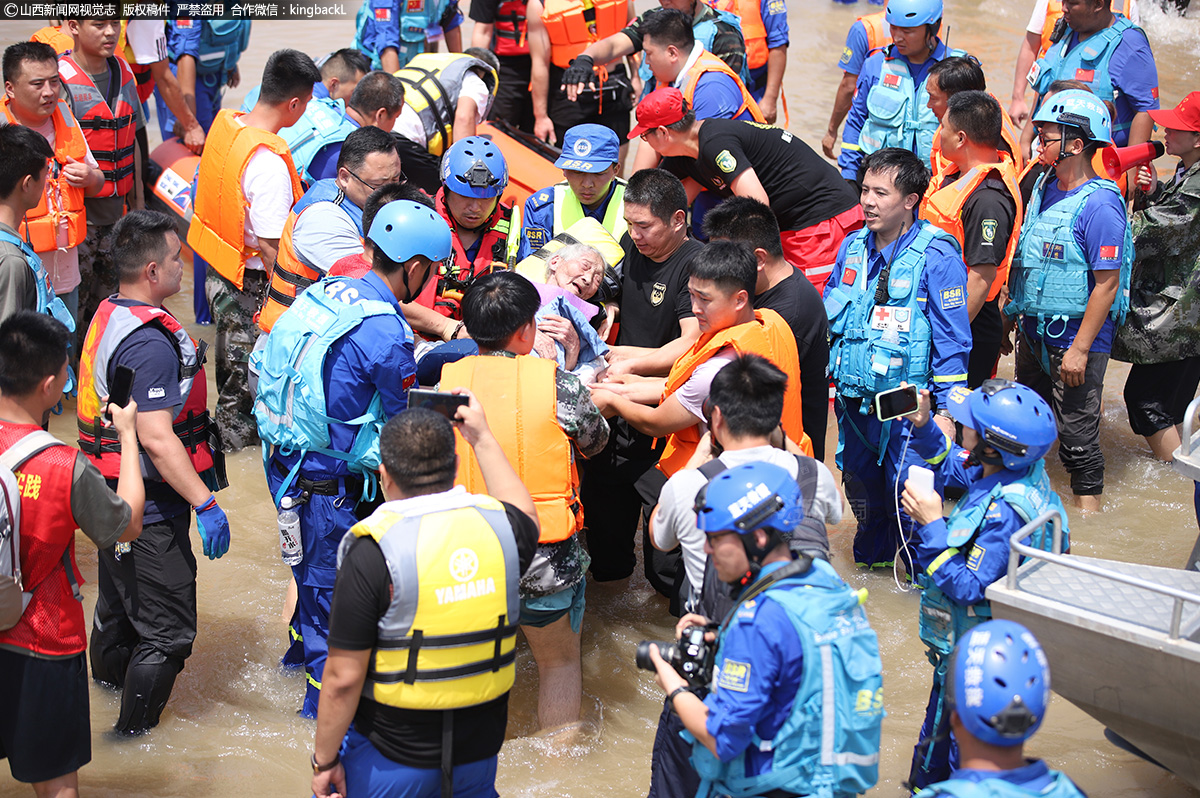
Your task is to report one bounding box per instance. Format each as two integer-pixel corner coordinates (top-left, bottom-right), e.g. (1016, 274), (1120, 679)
(708, 0), (766, 70)
(442, 356), (581, 544)
(860, 46), (966, 162)
(551, 180), (627, 242)
(260, 180), (365, 333)
(76, 299), (218, 483)
(679, 51), (765, 124)
(59, 54), (138, 199)
(920, 153), (1024, 303)
(493, 0), (530, 55)
(1031, 16), (1137, 137)
(395, 53), (499, 157)
(659, 309), (810, 476)
(187, 109), (304, 291)
(1006, 172), (1133, 325)
(543, 0), (629, 69)
(338, 492), (521, 710)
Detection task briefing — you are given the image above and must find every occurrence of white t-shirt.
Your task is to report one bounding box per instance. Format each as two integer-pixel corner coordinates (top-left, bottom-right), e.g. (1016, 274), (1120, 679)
(652, 445), (843, 594)
(292, 200), (365, 273)
(1025, 0), (1139, 34)
(394, 71), (494, 148)
(31, 115), (98, 295)
(241, 146), (295, 271)
(124, 20), (169, 65)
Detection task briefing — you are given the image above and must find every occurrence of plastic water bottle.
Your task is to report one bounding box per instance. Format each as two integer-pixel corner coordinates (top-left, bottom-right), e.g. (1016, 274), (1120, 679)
(278, 497), (303, 566)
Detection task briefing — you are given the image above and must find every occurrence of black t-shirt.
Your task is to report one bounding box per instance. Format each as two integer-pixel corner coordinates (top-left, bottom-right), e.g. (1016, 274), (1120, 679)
(468, 0), (500, 23)
(661, 120), (859, 233)
(755, 269), (830, 457)
(326, 499), (538, 769)
(937, 173), (1016, 269)
(615, 236), (703, 348)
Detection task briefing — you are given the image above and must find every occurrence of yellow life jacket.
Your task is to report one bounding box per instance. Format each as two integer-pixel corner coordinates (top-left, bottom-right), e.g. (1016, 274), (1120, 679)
(441, 355), (581, 543)
(341, 492), (521, 711)
(394, 53), (499, 157)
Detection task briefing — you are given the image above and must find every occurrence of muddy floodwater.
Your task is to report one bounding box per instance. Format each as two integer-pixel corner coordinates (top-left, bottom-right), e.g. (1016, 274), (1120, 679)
(3, 3), (1200, 795)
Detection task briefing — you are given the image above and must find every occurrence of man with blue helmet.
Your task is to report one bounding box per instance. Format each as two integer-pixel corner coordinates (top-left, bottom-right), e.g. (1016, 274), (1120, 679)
(839, 0), (967, 182)
(1004, 89), (1133, 512)
(914, 619), (1087, 798)
(252, 199), (453, 718)
(899, 380), (1069, 789)
(401, 136), (521, 343)
(647, 461), (883, 798)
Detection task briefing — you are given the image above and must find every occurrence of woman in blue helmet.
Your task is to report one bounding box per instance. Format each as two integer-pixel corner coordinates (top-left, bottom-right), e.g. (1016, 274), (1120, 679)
(899, 379), (1069, 790)
(915, 619), (1087, 798)
(400, 135), (522, 344)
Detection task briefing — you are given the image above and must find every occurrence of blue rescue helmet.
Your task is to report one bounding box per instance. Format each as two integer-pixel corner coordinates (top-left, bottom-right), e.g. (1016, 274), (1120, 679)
(944, 379), (1057, 470)
(441, 136), (509, 198)
(695, 462), (803, 538)
(367, 199), (453, 264)
(885, 0), (944, 27)
(948, 619), (1050, 747)
(1032, 88), (1113, 146)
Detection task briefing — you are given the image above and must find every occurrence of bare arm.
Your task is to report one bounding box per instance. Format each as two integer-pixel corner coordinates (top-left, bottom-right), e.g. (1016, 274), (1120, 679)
(823, 71), (858, 159)
(176, 55), (200, 123)
(381, 48), (401, 73)
(445, 25), (463, 53)
(965, 264), (997, 320)
(311, 647), (370, 798)
(471, 22), (495, 48)
(729, 168), (772, 206)
(1009, 31), (1040, 129)
(591, 390), (696, 437)
(148, 59), (205, 152)
(564, 32), (636, 101)
(1060, 269), (1118, 388)
(757, 45), (787, 126)
(1019, 99), (1039, 162)
(1127, 111), (1153, 149)
(400, 300), (460, 341)
(453, 96), (480, 140)
(257, 238), (280, 278)
(527, 0), (556, 144)
(137, 409), (213, 507)
(606, 317), (701, 377)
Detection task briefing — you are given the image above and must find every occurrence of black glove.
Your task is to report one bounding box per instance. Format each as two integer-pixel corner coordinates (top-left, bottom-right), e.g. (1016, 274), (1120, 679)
(561, 54), (596, 89)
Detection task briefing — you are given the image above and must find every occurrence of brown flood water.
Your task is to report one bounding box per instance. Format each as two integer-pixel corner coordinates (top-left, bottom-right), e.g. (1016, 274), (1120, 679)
(3, 3), (1200, 795)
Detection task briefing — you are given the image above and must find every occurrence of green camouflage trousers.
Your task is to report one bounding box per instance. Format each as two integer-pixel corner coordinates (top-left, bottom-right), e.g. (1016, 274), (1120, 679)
(77, 222), (119, 357)
(206, 266), (267, 453)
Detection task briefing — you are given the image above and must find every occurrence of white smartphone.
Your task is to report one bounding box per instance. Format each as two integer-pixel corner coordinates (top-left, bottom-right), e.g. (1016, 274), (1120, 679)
(908, 465), (935, 495)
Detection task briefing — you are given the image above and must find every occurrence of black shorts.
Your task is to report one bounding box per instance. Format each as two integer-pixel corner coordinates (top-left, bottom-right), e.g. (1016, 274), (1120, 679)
(548, 63), (633, 142)
(0, 649), (91, 783)
(1124, 357), (1200, 437)
(490, 54), (536, 135)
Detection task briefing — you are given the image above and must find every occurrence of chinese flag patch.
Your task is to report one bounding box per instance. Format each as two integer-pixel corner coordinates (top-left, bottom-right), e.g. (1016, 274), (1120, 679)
(1099, 245), (1120, 260)
(1152, 86), (1160, 99)
(843, 267), (857, 285)
(375, 7), (391, 19)
(1075, 68), (1095, 82)
(882, 74), (901, 88)
(407, 0), (423, 11)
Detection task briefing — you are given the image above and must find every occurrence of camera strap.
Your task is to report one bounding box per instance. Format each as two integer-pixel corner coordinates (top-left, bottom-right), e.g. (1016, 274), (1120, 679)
(716, 556), (813, 637)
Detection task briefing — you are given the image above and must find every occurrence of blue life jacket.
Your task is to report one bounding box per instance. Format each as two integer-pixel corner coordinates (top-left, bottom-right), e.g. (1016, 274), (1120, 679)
(1005, 172), (1133, 332)
(293, 179), (366, 235)
(1030, 15), (1137, 141)
(690, 559), (883, 798)
(250, 276), (404, 505)
(355, 0), (434, 70)
(170, 21), (251, 78)
(918, 459), (1069, 658)
(0, 228), (76, 394)
(860, 45), (966, 161)
(638, 8), (752, 94)
(826, 221), (960, 401)
(917, 771), (1088, 798)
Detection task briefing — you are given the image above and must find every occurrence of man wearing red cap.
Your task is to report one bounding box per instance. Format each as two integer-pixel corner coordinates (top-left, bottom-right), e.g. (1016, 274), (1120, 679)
(1114, 91), (1200, 461)
(633, 87), (862, 292)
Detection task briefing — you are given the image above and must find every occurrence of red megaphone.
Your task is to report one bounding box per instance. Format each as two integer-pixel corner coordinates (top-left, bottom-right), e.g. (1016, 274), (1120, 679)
(1102, 140), (1165, 179)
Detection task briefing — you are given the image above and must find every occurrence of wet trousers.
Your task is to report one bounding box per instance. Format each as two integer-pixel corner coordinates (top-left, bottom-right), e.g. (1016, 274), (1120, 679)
(77, 222), (119, 356)
(648, 699), (701, 798)
(90, 513), (196, 734)
(909, 656), (958, 791)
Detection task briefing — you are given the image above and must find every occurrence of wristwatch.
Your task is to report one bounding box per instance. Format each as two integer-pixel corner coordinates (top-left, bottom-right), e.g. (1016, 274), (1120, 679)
(311, 751), (340, 774)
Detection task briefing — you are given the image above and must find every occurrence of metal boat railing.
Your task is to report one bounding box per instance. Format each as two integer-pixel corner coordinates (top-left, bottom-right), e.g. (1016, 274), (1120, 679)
(1172, 395), (1200, 482)
(1005, 510), (1200, 641)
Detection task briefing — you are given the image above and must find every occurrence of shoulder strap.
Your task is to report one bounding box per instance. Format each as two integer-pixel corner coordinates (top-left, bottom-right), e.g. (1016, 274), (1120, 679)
(792, 454), (820, 512)
(698, 459), (727, 479)
(0, 430), (64, 472)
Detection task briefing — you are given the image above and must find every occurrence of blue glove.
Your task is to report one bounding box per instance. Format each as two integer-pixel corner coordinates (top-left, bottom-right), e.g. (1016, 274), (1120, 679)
(194, 495), (230, 560)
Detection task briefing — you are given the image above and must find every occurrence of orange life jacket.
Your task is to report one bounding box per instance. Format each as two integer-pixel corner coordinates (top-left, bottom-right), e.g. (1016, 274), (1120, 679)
(58, 53), (139, 200)
(77, 299), (223, 486)
(187, 109), (303, 291)
(0, 97), (88, 254)
(30, 25), (74, 53)
(0, 423), (87, 658)
(441, 355), (582, 543)
(1038, 0), (1136, 59)
(709, 0), (767, 70)
(658, 309), (811, 477)
(543, 0), (629, 69)
(859, 11), (892, 57)
(929, 94), (1025, 184)
(680, 51), (766, 124)
(494, 0), (530, 56)
(919, 152), (1023, 303)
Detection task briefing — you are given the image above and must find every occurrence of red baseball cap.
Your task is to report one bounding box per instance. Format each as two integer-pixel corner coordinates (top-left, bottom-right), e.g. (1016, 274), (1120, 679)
(1149, 92), (1200, 134)
(628, 87), (688, 140)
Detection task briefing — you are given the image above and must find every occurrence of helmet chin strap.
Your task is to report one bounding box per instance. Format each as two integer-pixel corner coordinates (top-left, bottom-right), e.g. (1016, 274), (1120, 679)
(727, 529), (783, 595)
(971, 440), (1005, 468)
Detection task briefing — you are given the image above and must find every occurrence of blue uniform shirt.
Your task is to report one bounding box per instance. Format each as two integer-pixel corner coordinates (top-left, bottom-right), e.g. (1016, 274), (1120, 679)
(837, 18), (872, 74)
(839, 40), (951, 179)
(824, 220), (972, 405)
(1052, 27), (1159, 147)
(949, 759), (1059, 792)
(707, 560), (806, 772)
(518, 180), (621, 261)
(692, 71), (757, 123)
(273, 271), (416, 478)
(747, 0), (789, 92)
(1019, 177), (1129, 353)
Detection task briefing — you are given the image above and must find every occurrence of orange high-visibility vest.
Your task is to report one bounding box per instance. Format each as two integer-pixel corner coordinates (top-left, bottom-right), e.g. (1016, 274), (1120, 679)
(859, 11), (891, 58)
(680, 51), (766, 124)
(709, 0), (767, 70)
(59, 53), (139, 199)
(542, 0), (629, 69)
(929, 93), (1025, 184)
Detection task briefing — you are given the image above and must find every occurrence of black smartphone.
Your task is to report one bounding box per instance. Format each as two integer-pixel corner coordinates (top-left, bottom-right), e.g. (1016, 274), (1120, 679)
(874, 384), (919, 422)
(407, 388), (470, 421)
(106, 365), (136, 418)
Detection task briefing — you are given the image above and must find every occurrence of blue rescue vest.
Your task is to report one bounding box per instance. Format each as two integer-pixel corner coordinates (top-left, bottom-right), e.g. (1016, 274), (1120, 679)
(918, 770), (1088, 798)
(1005, 173), (1133, 331)
(638, 8), (752, 93)
(691, 559), (883, 798)
(171, 21), (251, 79)
(355, 0), (433, 70)
(860, 45), (966, 161)
(918, 459), (1069, 658)
(250, 276), (404, 505)
(293, 178), (365, 235)
(1030, 15), (1137, 140)
(0, 228), (76, 393)
(826, 221), (959, 401)
(285, 99), (359, 185)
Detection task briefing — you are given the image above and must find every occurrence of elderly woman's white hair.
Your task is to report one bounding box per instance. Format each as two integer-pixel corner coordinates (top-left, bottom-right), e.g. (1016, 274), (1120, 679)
(544, 243), (606, 299)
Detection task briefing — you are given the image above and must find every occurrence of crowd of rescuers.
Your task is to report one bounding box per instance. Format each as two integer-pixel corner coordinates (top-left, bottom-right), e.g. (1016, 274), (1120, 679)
(0, 0), (1198, 794)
